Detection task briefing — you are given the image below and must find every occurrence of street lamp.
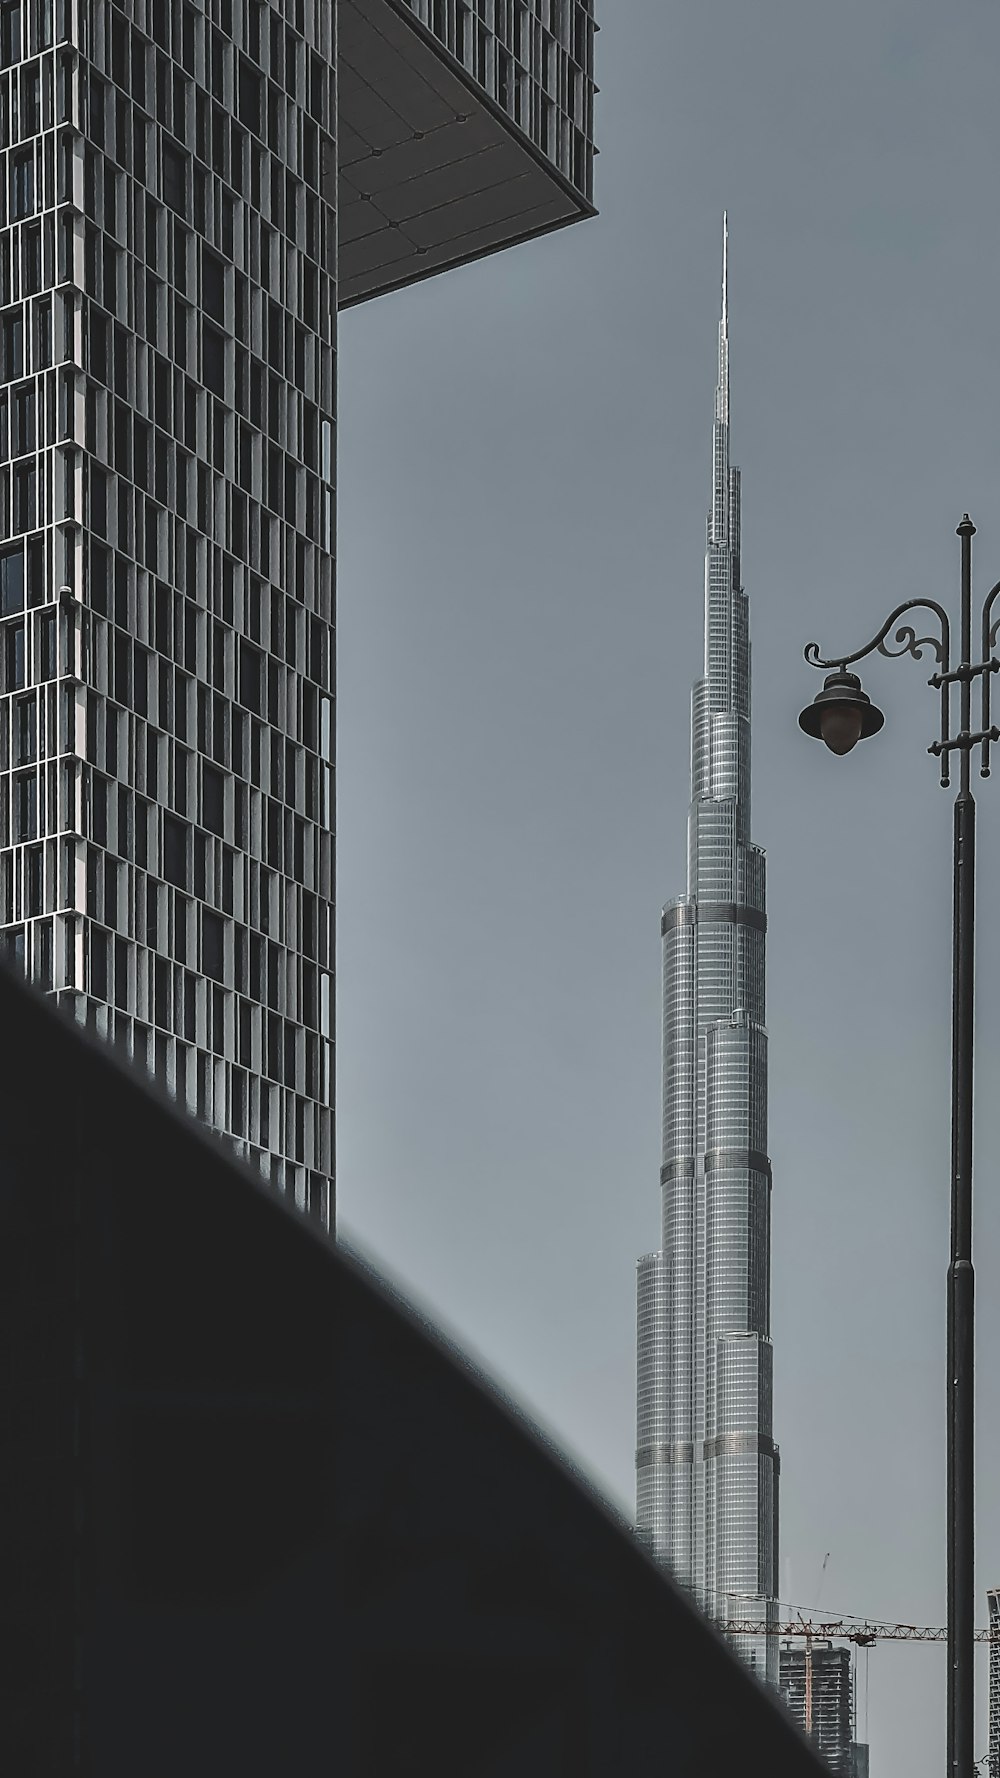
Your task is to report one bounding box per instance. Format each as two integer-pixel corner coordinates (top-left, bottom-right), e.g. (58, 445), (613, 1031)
(798, 515), (1000, 1778)
(797, 668), (885, 755)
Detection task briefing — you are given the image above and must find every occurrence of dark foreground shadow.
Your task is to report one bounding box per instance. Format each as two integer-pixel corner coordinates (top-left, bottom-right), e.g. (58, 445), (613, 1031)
(0, 963), (826, 1776)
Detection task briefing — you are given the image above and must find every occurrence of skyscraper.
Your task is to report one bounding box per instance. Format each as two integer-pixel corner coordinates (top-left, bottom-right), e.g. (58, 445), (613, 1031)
(0, 0), (596, 1230)
(635, 220), (778, 1684)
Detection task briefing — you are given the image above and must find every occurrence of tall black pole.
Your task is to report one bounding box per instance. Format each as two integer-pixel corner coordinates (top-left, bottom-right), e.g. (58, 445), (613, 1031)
(948, 514), (976, 1776)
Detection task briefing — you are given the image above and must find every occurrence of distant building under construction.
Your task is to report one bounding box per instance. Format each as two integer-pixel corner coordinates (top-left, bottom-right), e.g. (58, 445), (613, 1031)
(778, 1642), (867, 1777)
(982, 1593), (989, 1770)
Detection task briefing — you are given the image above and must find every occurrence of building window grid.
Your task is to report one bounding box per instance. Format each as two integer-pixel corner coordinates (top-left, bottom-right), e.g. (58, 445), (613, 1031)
(0, 0), (336, 1222)
(405, 0), (594, 201)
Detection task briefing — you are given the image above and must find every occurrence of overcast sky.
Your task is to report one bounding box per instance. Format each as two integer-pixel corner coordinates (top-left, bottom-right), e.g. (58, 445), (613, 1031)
(335, 4), (1000, 1769)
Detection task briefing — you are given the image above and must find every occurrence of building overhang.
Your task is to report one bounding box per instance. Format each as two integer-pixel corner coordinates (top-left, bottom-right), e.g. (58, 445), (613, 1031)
(337, 0), (595, 308)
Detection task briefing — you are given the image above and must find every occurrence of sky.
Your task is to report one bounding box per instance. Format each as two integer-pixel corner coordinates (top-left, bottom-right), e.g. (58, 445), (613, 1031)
(335, 4), (1000, 1770)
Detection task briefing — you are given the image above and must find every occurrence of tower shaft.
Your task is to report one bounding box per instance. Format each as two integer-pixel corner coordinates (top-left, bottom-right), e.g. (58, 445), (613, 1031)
(636, 221), (779, 1685)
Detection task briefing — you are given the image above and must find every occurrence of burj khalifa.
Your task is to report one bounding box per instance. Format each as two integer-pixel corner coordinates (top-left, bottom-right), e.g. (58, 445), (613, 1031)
(635, 221), (779, 1685)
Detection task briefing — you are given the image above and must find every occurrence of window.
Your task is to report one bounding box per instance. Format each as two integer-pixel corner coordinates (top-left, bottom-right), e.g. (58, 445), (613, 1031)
(12, 460), (35, 531)
(238, 59), (262, 134)
(202, 321), (225, 398)
(13, 769), (35, 840)
(172, 897), (190, 967)
(33, 298), (50, 369)
(89, 464), (107, 534)
(22, 222), (41, 294)
(12, 383), (33, 454)
(239, 638), (261, 712)
(202, 907), (224, 981)
(173, 218), (190, 290)
(181, 4), (196, 73)
(88, 307), (109, 382)
(0, 308), (23, 380)
(162, 140), (188, 217)
(39, 607), (56, 679)
(14, 693), (34, 761)
(4, 620), (25, 689)
(202, 760), (225, 835)
(153, 954), (170, 1026)
(2, 924), (25, 971)
(220, 189), (234, 259)
(202, 249), (225, 324)
(163, 811), (189, 889)
(0, 2), (21, 69)
(89, 925), (108, 1000)
(10, 148), (33, 219)
(34, 916), (51, 989)
(132, 112), (147, 182)
(88, 71), (105, 150)
(0, 544), (22, 614)
(173, 296), (191, 370)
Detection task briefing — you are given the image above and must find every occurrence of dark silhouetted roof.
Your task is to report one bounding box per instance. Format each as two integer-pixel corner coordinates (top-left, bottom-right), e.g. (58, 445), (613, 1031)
(0, 962), (825, 1776)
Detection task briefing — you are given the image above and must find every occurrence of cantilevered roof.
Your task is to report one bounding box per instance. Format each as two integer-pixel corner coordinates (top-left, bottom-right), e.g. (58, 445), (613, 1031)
(338, 0), (595, 307)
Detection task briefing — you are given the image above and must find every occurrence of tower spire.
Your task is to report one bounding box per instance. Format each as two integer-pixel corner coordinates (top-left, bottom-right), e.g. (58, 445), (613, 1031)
(712, 214), (730, 535)
(722, 209), (728, 336)
(716, 212), (729, 423)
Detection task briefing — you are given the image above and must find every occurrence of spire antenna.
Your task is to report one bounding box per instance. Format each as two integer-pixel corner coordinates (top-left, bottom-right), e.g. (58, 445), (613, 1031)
(722, 210), (728, 334)
(714, 212), (730, 442)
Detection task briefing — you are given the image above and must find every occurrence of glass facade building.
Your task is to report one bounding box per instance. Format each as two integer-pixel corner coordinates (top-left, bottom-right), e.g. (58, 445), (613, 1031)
(0, 0), (339, 1228)
(635, 222), (779, 1685)
(0, 0), (596, 1232)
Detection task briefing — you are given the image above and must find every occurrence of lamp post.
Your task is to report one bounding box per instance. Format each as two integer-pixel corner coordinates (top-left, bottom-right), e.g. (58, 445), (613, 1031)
(798, 515), (1000, 1778)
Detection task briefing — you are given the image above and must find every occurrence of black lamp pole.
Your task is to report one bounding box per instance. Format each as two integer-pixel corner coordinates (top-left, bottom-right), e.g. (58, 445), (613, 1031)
(798, 515), (1000, 1778)
(950, 518), (976, 1778)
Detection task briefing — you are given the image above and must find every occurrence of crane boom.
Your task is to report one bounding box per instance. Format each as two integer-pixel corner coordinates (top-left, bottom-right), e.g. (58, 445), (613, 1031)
(722, 1619), (997, 1646)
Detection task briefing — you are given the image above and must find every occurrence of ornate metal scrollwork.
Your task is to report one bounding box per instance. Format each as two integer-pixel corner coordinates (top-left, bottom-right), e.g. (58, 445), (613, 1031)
(981, 579), (1000, 653)
(804, 598), (951, 676)
(877, 624), (945, 664)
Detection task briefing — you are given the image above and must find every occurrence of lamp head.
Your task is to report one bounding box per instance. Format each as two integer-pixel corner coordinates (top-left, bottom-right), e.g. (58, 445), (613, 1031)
(798, 669), (885, 756)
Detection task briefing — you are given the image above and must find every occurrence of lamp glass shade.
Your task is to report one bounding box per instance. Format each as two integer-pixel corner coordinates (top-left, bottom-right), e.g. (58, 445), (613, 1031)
(819, 703), (865, 755)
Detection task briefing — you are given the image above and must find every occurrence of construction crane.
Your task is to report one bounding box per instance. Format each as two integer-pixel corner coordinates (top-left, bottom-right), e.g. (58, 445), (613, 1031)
(721, 1608), (999, 1763)
(724, 1615), (995, 1736)
(720, 1616), (999, 1646)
